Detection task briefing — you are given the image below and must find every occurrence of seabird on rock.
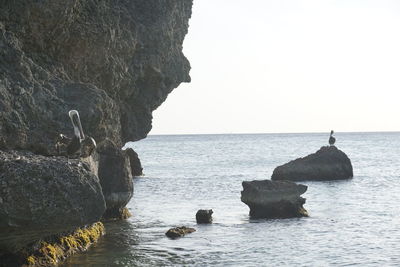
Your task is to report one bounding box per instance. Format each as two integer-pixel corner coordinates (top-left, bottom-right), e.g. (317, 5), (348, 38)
(329, 130), (336, 146)
(66, 110), (97, 157)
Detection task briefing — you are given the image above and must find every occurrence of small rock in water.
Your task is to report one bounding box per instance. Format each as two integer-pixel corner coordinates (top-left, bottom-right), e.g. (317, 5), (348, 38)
(241, 179), (308, 219)
(165, 226), (196, 239)
(271, 146), (353, 181)
(126, 148), (144, 177)
(196, 209), (213, 224)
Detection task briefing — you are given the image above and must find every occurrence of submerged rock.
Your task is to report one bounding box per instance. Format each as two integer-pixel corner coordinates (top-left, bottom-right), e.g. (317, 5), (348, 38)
(165, 226), (196, 239)
(196, 209), (213, 224)
(271, 146), (353, 181)
(241, 180), (308, 219)
(0, 150), (105, 252)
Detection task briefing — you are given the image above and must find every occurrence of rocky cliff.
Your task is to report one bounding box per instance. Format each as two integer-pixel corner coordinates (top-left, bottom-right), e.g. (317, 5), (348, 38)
(0, 0), (192, 153)
(0, 0), (193, 263)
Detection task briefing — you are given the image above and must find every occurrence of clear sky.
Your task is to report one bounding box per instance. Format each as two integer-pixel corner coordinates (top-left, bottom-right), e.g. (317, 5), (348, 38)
(150, 0), (400, 135)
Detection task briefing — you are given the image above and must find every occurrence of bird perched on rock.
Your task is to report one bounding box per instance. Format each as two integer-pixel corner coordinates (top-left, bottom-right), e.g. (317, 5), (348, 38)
(55, 110), (97, 158)
(329, 130), (336, 146)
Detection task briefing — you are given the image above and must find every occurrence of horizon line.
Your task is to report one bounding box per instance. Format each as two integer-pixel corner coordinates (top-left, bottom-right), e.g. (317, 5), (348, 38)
(147, 130), (400, 137)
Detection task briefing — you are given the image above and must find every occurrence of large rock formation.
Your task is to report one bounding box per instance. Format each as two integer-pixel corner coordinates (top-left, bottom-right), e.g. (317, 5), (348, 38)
(0, 150), (105, 252)
(271, 146), (353, 181)
(241, 180), (308, 219)
(0, 0), (193, 262)
(0, 0), (192, 153)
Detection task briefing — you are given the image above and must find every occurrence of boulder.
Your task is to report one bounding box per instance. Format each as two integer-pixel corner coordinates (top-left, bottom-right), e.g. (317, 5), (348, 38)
(95, 140), (133, 220)
(241, 180), (308, 219)
(0, 150), (106, 252)
(126, 148), (144, 177)
(271, 146), (353, 181)
(165, 226), (196, 239)
(196, 209), (213, 224)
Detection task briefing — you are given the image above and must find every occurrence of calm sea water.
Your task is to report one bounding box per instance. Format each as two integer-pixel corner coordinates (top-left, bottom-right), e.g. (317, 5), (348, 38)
(63, 132), (400, 266)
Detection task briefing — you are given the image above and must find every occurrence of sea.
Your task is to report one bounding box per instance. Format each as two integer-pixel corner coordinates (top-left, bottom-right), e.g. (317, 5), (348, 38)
(62, 132), (400, 266)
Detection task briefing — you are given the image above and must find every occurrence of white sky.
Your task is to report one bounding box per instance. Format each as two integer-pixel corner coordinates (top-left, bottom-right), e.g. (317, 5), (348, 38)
(150, 0), (400, 135)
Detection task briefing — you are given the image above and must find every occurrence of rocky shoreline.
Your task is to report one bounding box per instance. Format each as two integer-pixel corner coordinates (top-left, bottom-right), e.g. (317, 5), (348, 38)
(0, 0), (193, 266)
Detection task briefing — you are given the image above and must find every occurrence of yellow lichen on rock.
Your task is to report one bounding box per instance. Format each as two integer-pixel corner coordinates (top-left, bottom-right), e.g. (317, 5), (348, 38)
(27, 256), (36, 265)
(24, 222), (105, 267)
(121, 207), (132, 219)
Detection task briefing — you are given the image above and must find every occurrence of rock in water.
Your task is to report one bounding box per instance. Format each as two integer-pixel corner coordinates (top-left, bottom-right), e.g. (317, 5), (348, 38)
(271, 146), (353, 181)
(196, 209), (213, 224)
(95, 140), (133, 220)
(165, 226), (196, 239)
(126, 148), (144, 177)
(0, 150), (106, 252)
(241, 180), (308, 219)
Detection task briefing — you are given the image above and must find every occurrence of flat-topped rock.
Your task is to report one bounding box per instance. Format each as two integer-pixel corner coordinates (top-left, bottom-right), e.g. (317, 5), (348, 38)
(271, 146), (353, 181)
(241, 180), (308, 219)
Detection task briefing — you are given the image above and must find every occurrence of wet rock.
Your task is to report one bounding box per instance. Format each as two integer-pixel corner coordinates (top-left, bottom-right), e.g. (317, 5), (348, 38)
(0, 222), (105, 267)
(0, 150), (106, 252)
(196, 209), (213, 224)
(95, 140), (133, 220)
(241, 180), (308, 219)
(126, 148), (143, 177)
(271, 146), (353, 181)
(0, 0), (193, 153)
(165, 226), (196, 239)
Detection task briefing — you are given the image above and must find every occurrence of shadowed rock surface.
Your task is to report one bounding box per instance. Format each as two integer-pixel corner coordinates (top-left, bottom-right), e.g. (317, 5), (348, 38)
(241, 180), (308, 219)
(126, 148), (143, 177)
(95, 140), (133, 219)
(0, 150), (105, 252)
(196, 209), (213, 224)
(0, 0), (192, 153)
(271, 146), (353, 181)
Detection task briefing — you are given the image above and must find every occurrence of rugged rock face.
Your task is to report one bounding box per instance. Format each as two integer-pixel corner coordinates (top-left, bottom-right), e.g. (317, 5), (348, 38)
(271, 146), (353, 181)
(0, 150), (105, 252)
(241, 180), (308, 219)
(95, 140), (133, 219)
(0, 0), (192, 153)
(0, 0), (193, 261)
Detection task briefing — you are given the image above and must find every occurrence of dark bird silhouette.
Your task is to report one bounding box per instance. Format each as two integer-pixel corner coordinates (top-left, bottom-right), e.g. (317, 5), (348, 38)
(329, 130), (336, 146)
(66, 110), (97, 157)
